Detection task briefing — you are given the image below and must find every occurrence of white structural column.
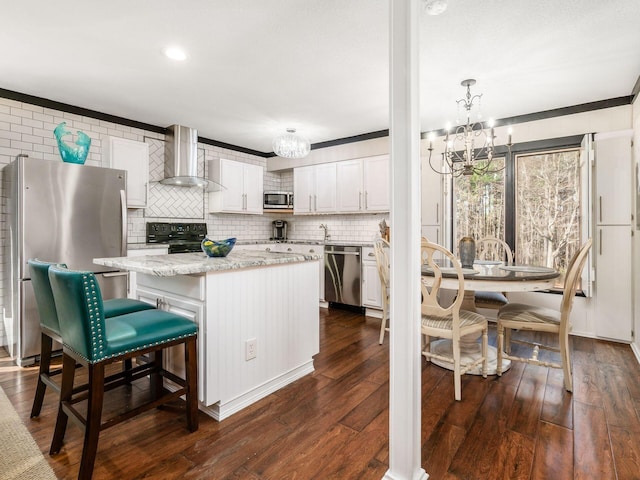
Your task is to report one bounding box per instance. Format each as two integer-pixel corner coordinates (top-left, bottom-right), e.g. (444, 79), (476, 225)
(384, 0), (427, 480)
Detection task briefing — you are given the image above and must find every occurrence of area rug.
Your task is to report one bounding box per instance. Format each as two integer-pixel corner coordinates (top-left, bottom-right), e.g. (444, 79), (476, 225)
(0, 385), (57, 480)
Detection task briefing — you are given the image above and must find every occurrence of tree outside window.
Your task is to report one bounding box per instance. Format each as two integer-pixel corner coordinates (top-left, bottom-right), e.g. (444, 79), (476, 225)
(452, 145), (582, 289)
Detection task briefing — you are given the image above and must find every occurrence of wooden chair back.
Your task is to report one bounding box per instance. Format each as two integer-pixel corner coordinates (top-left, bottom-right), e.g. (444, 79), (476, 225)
(373, 237), (390, 291)
(559, 238), (592, 335)
(420, 238), (465, 327)
(477, 236), (513, 264)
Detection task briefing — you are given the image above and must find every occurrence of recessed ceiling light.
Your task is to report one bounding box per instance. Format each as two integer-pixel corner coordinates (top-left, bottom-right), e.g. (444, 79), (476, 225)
(164, 46), (188, 61)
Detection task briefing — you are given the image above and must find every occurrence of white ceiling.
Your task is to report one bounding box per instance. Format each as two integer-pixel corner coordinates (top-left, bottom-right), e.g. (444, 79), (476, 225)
(2, 0), (639, 154)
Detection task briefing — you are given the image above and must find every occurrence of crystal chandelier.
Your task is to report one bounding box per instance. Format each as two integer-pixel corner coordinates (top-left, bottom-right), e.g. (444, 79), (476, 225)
(272, 128), (311, 159)
(427, 79), (512, 177)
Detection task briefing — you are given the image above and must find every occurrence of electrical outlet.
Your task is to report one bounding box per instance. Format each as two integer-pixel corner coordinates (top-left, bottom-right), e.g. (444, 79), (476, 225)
(245, 338), (257, 360)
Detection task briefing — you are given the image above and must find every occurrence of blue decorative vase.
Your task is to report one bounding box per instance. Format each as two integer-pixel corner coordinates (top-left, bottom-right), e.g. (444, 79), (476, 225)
(459, 236), (476, 268)
(54, 122), (91, 164)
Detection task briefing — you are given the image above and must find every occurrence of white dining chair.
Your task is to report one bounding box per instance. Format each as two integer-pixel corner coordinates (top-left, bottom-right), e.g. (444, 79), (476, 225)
(496, 238), (592, 392)
(421, 238), (488, 401)
(373, 237), (390, 344)
(474, 236), (513, 311)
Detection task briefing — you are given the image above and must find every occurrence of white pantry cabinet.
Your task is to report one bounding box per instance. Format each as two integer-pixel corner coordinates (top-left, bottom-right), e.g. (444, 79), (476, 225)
(293, 163), (337, 214)
(592, 131), (634, 342)
(104, 137), (149, 208)
(208, 158), (263, 214)
(421, 158), (443, 244)
(594, 131), (633, 226)
(594, 225), (633, 342)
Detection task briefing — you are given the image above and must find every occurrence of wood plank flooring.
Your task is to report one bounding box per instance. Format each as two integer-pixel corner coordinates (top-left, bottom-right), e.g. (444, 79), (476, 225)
(1, 308), (640, 479)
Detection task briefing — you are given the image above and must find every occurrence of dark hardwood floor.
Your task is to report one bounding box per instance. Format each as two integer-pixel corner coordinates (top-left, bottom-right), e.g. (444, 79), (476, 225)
(1, 307), (640, 479)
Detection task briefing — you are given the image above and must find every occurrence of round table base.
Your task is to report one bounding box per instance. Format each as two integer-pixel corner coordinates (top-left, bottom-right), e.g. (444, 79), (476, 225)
(427, 339), (511, 376)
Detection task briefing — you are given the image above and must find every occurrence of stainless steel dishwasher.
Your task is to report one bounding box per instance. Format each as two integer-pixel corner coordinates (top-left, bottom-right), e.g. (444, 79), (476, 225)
(324, 245), (363, 311)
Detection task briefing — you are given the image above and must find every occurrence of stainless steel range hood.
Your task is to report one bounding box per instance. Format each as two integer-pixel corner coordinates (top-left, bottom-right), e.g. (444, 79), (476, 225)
(160, 125), (223, 190)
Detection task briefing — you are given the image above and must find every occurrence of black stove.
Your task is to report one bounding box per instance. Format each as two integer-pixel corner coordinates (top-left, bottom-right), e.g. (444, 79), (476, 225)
(146, 222), (207, 254)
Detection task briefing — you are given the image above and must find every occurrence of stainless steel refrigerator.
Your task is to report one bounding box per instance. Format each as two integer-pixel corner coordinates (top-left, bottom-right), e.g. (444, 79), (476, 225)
(2, 155), (129, 366)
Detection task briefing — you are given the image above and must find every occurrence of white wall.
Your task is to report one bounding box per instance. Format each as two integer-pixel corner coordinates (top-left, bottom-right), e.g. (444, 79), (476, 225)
(632, 96), (640, 361)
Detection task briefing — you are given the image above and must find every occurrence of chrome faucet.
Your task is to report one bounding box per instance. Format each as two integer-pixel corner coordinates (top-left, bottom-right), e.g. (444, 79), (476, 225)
(319, 223), (330, 242)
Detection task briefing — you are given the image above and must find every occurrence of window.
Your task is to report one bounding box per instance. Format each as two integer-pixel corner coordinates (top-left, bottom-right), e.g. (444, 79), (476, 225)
(451, 136), (585, 289)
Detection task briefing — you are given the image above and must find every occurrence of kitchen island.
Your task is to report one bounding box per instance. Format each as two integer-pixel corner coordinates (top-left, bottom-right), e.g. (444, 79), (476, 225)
(94, 250), (321, 421)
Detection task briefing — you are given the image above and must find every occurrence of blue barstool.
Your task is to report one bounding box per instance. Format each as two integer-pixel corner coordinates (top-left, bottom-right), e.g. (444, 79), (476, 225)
(47, 265), (198, 480)
(28, 259), (156, 418)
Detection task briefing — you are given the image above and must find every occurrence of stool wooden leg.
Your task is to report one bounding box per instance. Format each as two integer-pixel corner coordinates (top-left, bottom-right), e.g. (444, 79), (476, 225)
(50, 353), (76, 455)
(150, 350), (163, 400)
(79, 362), (105, 480)
(123, 358), (133, 384)
(185, 337), (198, 432)
(31, 332), (52, 418)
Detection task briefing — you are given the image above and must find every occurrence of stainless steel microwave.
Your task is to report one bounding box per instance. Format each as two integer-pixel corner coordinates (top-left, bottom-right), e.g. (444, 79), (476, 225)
(264, 191), (293, 209)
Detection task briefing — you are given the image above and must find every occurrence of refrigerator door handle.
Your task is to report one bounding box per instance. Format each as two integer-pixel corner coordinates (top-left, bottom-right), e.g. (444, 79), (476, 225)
(120, 189), (127, 256)
(102, 271), (128, 277)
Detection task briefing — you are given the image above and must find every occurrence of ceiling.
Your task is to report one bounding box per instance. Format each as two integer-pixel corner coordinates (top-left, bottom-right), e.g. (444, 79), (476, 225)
(2, 0), (639, 154)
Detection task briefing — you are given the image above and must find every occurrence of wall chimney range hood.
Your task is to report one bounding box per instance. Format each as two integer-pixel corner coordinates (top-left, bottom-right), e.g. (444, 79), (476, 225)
(160, 124), (224, 191)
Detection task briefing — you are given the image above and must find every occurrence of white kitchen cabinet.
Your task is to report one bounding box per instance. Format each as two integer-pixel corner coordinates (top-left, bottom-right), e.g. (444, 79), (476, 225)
(336, 155), (390, 213)
(104, 137), (149, 208)
(336, 160), (363, 212)
(293, 163), (336, 214)
(208, 158), (263, 214)
(363, 155), (390, 212)
(592, 131), (633, 342)
(361, 246), (382, 309)
(594, 225), (633, 342)
(594, 132), (633, 226)
(421, 157), (443, 246)
(135, 274), (206, 403)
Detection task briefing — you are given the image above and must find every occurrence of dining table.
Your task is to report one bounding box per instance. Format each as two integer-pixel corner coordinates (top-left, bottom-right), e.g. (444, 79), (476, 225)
(421, 260), (560, 375)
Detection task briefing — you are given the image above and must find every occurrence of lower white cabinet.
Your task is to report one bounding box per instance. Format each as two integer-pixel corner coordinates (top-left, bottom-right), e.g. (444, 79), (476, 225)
(135, 274), (206, 403)
(362, 246), (382, 309)
(594, 225), (633, 342)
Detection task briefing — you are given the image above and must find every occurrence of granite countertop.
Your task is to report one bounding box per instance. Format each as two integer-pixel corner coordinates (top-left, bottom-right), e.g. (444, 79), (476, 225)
(238, 239), (374, 247)
(94, 250), (322, 277)
(127, 243), (169, 251)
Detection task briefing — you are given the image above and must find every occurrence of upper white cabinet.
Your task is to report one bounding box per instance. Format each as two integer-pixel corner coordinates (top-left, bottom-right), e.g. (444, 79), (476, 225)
(104, 137), (149, 208)
(296, 155), (389, 215)
(294, 163), (337, 214)
(594, 131), (633, 225)
(363, 155), (390, 212)
(336, 155), (390, 213)
(208, 158), (263, 214)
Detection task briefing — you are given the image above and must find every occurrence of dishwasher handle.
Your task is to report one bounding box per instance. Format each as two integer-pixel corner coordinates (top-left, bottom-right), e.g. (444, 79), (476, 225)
(325, 250), (360, 256)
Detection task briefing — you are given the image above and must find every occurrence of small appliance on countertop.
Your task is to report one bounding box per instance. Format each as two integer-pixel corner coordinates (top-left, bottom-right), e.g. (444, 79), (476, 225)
(271, 220), (288, 241)
(146, 222), (207, 253)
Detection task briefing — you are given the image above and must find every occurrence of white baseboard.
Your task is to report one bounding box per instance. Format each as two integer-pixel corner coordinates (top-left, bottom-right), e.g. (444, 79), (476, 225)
(631, 342), (640, 365)
(200, 360), (316, 421)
